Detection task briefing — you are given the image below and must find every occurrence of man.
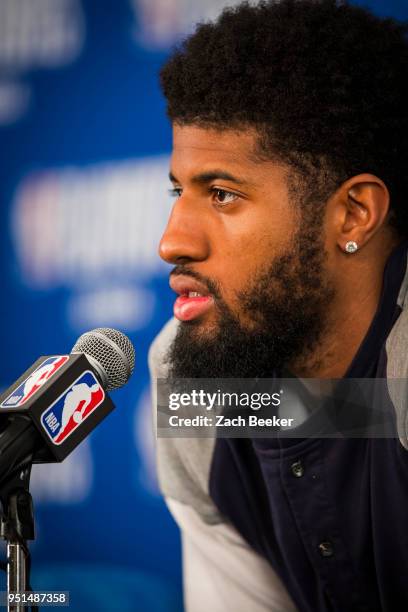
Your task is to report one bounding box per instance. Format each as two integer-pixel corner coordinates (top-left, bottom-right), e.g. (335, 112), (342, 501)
(149, 1), (408, 610)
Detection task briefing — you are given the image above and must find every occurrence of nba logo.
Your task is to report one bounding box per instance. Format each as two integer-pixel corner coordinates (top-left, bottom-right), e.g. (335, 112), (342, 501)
(1, 356), (69, 408)
(41, 371), (105, 445)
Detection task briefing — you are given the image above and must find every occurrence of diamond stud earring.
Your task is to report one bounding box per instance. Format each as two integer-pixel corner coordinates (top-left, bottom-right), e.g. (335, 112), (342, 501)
(345, 241), (358, 253)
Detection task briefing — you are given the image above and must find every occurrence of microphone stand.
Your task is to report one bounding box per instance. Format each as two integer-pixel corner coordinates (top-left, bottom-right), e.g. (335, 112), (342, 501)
(0, 464), (35, 612)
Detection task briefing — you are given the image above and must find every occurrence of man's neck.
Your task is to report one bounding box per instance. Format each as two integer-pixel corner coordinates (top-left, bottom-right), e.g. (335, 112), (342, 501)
(290, 237), (401, 379)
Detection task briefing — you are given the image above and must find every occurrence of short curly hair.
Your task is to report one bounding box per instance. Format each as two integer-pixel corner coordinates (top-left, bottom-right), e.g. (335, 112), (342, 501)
(160, 0), (408, 235)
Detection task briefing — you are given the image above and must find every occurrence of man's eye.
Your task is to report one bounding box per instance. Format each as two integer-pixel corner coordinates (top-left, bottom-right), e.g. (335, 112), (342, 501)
(168, 187), (182, 198)
(212, 188), (238, 206)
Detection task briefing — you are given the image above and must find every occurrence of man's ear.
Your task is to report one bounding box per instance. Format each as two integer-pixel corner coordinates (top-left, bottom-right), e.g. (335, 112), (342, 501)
(329, 173), (390, 253)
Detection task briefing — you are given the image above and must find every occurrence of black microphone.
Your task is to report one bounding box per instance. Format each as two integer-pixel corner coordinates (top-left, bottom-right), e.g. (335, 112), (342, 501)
(0, 328), (135, 486)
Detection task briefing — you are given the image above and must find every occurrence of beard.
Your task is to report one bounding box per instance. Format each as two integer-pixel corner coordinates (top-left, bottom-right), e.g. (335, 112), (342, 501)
(166, 213), (335, 379)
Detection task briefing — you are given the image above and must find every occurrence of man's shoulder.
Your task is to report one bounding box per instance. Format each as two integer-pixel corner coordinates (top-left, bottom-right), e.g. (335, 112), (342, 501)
(148, 317), (180, 379)
(386, 302), (408, 450)
(148, 318), (222, 524)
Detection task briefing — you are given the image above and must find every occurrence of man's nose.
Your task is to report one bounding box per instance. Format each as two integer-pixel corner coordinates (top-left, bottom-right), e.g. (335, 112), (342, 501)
(159, 199), (210, 265)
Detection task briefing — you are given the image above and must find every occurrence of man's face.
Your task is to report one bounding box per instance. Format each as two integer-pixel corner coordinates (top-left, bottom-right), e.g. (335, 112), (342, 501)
(159, 125), (335, 377)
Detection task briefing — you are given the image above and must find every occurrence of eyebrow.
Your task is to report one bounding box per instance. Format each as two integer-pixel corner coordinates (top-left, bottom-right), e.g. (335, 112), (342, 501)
(169, 169), (247, 186)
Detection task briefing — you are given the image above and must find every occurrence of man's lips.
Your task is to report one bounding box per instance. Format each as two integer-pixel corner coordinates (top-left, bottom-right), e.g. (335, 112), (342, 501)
(169, 275), (215, 322)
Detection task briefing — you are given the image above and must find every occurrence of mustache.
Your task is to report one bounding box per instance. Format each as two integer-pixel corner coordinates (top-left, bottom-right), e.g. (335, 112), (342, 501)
(170, 266), (222, 301)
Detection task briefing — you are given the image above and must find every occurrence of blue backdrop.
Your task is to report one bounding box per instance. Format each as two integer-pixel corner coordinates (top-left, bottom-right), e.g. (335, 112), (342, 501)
(0, 1), (406, 610)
